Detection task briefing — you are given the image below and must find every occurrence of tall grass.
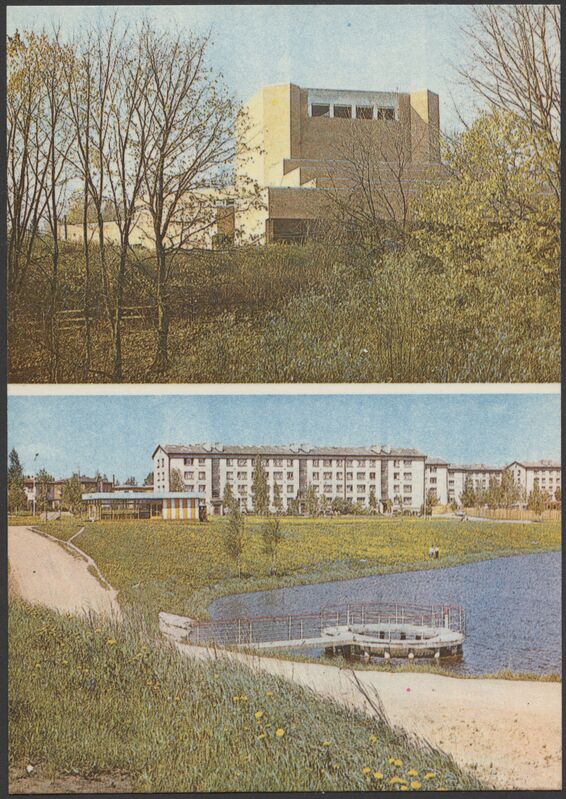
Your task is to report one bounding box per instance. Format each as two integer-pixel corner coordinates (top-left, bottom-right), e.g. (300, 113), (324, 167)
(9, 598), (485, 791)
(8, 241), (559, 383)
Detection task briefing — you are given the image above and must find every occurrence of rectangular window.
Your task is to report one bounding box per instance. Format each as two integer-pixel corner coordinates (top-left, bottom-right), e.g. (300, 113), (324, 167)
(430, 477), (437, 485)
(333, 104), (352, 118)
(336, 472), (343, 480)
(311, 103), (330, 117)
(287, 471), (293, 480)
(198, 484), (206, 492)
(184, 471), (194, 479)
(403, 485), (412, 492)
(198, 458), (206, 465)
(346, 459), (353, 466)
(356, 472), (365, 480)
(274, 459), (283, 467)
(378, 107), (395, 120)
(287, 459), (294, 467)
(238, 485), (246, 494)
(356, 105), (373, 119)
(312, 472), (319, 480)
(346, 472), (353, 480)
(226, 471), (233, 479)
(394, 460), (401, 467)
(323, 459), (332, 467)
(403, 473), (412, 480)
(274, 471), (283, 479)
(312, 459), (319, 466)
(186, 484), (194, 492)
(357, 485), (365, 493)
(336, 459), (343, 466)
(403, 460), (412, 466)
(429, 466), (437, 473)
(324, 471), (332, 480)
(184, 458), (194, 466)
(324, 484), (333, 494)
(198, 471), (206, 480)
(237, 459), (247, 466)
(287, 485), (294, 494)
(347, 485), (353, 493)
(369, 472), (376, 479)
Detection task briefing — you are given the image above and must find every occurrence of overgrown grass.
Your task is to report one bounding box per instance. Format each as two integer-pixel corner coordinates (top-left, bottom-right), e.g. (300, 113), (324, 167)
(8, 241), (559, 383)
(9, 597), (485, 792)
(34, 515), (561, 623)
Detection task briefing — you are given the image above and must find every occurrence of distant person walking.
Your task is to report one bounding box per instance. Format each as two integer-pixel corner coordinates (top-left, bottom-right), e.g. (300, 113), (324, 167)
(428, 544), (434, 559)
(434, 545), (440, 559)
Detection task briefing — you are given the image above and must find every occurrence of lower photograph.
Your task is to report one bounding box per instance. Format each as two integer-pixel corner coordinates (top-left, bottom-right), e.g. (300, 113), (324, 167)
(7, 390), (561, 793)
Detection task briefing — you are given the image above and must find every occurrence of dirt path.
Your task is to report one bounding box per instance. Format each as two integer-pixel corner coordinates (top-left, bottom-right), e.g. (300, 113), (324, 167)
(173, 642), (561, 791)
(8, 526), (120, 618)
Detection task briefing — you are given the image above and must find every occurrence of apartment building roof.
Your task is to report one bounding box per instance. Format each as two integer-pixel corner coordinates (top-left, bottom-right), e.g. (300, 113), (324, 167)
(510, 459), (561, 469)
(82, 491), (205, 501)
(447, 463), (503, 472)
(425, 457), (448, 465)
(154, 443), (425, 458)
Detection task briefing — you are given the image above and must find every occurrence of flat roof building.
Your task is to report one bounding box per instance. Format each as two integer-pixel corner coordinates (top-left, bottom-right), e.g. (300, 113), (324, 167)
(82, 491), (207, 522)
(236, 83), (443, 243)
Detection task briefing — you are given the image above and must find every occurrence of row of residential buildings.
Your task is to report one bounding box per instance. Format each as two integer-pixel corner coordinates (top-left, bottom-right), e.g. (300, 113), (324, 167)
(27, 445), (561, 518)
(152, 443), (561, 515)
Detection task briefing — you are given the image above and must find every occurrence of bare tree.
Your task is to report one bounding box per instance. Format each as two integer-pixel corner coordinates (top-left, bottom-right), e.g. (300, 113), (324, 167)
(460, 4), (560, 198)
(103, 28), (150, 380)
(136, 24), (239, 372)
(321, 119), (437, 253)
(36, 30), (74, 381)
(7, 32), (51, 320)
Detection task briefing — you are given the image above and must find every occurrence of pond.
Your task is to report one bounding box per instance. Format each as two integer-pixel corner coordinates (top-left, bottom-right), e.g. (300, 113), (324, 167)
(209, 551), (561, 676)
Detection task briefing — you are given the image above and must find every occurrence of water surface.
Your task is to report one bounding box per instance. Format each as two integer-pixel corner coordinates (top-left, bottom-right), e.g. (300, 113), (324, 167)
(210, 552), (561, 675)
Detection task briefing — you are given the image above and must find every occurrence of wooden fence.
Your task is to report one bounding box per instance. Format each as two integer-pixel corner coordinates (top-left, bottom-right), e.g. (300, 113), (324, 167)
(464, 507), (561, 522)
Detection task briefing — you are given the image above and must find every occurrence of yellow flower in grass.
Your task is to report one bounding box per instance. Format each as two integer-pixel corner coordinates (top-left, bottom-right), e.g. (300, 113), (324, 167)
(255, 710), (264, 719)
(393, 758), (403, 767)
(400, 785), (409, 791)
(275, 728), (285, 737)
(423, 772), (436, 780)
(266, 691), (273, 697)
(258, 732), (266, 740)
(106, 638), (116, 645)
(373, 771), (384, 780)
(407, 770), (419, 777)
(362, 767), (371, 775)
(233, 695), (240, 701)
(411, 781), (422, 790)
(389, 776), (407, 785)
(369, 735), (377, 744)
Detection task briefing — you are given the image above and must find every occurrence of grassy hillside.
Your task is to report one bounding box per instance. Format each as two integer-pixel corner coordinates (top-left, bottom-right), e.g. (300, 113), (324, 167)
(9, 240), (559, 383)
(9, 598), (484, 792)
(33, 515), (561, 621)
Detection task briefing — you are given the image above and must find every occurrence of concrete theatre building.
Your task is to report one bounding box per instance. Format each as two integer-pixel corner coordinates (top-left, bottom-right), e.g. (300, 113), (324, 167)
(153, 443), (561, 516)
(236, 83), (443, 243)
(62, 81), (443, 249)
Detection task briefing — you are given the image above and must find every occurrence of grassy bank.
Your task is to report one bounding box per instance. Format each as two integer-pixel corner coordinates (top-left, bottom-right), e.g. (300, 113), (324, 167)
(9, 597), (484, 792)
(31, 515), (561, 622)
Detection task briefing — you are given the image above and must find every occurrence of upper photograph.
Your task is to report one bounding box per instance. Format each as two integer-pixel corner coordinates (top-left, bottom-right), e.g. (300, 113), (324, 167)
(7, 4), (560, 384)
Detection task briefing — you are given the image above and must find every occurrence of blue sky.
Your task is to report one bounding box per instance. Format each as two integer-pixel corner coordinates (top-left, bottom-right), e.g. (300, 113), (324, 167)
(7, 4), (476, 131)
(8, 393), (560, 482)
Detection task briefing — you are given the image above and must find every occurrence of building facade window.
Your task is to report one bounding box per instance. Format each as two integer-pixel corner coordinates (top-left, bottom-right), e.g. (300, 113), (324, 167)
(356, 105), (373, 119)
(311, 103), (330, 117)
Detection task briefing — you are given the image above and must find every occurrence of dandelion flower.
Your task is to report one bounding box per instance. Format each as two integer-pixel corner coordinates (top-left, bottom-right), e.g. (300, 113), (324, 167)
(266, 691), (273, 697)
(400, 786), (409, 791)
(258, 732), (266, 739)
(275, 728), (285, 737)
(233, 696), (240, 701)
(373, 771), (384, 780)
(363, 767), (371, 775)
(369, 735), (377, 744)
(424, 772), (436, 780)
(411, 781), (422, 790)
(106, 639), (117, 645)
(408, 769), (419, 776)
(255, 710), (264, 719)
(322, 741), (331, 747)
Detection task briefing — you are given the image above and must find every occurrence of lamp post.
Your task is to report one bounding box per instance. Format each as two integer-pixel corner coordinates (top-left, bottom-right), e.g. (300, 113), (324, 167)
(32, 452), (39, 517)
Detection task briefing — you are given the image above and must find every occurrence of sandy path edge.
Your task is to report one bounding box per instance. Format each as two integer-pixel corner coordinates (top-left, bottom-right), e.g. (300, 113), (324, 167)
(171, 641), (561, 791)
(8, 525), (121, 618)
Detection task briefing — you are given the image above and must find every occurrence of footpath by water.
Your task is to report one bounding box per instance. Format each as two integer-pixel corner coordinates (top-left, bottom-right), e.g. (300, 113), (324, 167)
(209, 551), (561, 676)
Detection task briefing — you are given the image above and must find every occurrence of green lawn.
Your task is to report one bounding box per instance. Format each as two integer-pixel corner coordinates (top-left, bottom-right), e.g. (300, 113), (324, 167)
(9, 597), (484, 792)
(33, 514), (561, 622)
